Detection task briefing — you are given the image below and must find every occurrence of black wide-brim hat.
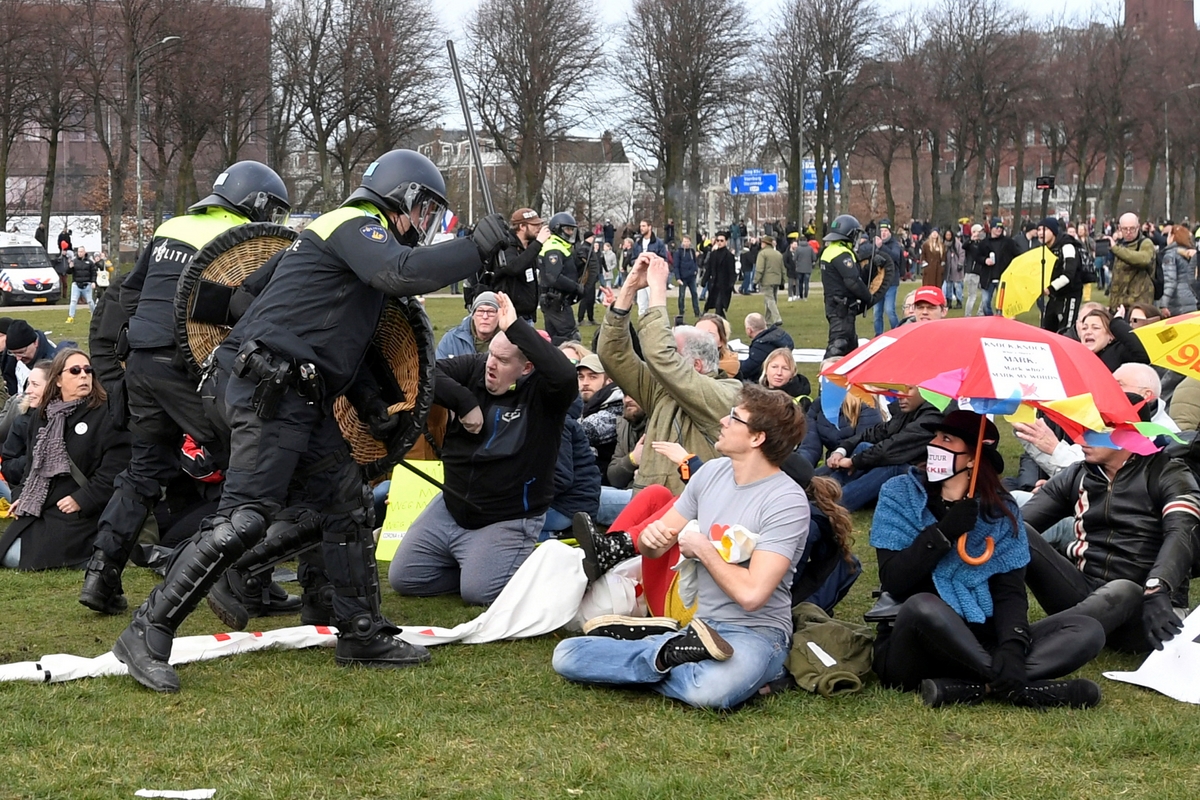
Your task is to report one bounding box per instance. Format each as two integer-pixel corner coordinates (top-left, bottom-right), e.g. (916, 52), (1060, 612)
(921, 409), (1005, 473)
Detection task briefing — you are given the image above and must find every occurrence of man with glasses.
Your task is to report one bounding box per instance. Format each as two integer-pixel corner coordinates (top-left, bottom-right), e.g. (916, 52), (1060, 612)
(436, 291), (504, 358)
(112, 150), (511, 692)
(1106, 213), (1158, 315)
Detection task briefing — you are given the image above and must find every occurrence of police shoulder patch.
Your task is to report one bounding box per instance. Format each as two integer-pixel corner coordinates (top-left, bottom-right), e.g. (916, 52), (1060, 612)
(360, 223), (388, 243)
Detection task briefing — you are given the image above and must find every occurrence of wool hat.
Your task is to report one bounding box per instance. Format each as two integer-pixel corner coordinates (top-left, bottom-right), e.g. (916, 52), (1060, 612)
(471, 291), (500, 313)
(0, 317), (12, 334)
(6, 319), (37, 351)
(921, 409), (1004, 473)
(1039, 217), (1061, 238)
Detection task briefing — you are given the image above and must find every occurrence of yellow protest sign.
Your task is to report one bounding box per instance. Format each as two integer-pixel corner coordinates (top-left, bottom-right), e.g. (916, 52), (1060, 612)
(375, 461), (443, 562)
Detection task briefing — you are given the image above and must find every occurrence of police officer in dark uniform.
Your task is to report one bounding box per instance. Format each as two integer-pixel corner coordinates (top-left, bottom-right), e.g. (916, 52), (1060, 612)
(112, 149), (512, 692)
(79, 161), (291, 616)
(539, 212), (587, 343)
(820, 214), (872, 358)
(1036, 217), (1083, 335)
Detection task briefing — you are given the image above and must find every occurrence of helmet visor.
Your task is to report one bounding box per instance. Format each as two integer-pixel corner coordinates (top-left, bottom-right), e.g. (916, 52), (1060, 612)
(401, 184), (448, 246)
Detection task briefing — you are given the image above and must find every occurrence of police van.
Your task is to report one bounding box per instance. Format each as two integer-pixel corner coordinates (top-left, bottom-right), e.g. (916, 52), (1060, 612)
(0, 232), (60, 305)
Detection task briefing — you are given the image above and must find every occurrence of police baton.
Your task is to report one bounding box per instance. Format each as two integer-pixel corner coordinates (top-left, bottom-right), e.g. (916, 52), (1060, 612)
(393, 457), (487, 518)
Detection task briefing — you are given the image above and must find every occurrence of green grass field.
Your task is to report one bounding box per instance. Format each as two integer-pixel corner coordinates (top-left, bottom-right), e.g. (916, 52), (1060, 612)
(0, 285), (1197, 799)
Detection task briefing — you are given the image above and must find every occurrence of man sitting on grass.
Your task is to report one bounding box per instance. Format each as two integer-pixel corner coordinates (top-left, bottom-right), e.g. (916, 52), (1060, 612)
(552, 384), (809, 710)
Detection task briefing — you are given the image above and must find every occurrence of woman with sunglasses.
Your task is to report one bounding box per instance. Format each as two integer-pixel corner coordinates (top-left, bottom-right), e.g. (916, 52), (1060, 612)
(0, 349), (130, 570)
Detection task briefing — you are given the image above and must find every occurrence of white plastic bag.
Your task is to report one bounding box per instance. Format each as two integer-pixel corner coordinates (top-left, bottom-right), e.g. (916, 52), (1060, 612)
(568, 556), (646, 631)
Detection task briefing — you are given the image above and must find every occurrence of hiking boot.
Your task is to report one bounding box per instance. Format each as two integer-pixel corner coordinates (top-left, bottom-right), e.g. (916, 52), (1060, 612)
(920, 678), (986, 708)
(655, 619), (733, 671)
(573, 512), (636, 582)
(582, 614), (679, 640)
(112, 617), (179, 693)
(335, 633), (432, 668)
(1003, 679), (1102, 710)
(79, 552), (128, 615)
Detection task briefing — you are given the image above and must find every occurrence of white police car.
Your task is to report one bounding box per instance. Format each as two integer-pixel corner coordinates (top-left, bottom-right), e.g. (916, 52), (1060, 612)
(0, 233), (60, 305)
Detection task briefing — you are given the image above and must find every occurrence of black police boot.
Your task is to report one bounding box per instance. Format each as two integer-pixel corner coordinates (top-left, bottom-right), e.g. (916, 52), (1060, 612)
(299, 550), (335, 626)
(1002, 679), (1102, 710)
(206, 508), (320, 630)
(207, 569), (301, 631)
(79, 550), (129, 615)
(113, 509), (266, 692)
(335, 614), (432, 668)
(919, 678), (987, 708)
(654, 620), (733, 671)
(573, 513), (636, 582)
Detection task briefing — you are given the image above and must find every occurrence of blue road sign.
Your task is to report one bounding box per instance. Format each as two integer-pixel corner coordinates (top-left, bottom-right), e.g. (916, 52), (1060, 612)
(729, 172), (779, 195)
(802, 159), (841, 192)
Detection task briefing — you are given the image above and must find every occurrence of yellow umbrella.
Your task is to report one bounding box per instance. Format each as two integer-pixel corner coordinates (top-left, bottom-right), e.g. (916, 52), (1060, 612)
(995, 246), (1058, 318)
(1132, 310), (1200, 375)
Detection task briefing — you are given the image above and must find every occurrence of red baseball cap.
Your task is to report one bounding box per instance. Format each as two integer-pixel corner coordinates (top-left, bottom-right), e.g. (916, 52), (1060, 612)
(913, 286), (946, 306)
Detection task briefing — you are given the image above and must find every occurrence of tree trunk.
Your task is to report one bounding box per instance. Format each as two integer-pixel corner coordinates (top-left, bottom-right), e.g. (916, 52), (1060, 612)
(40, 128), (62, 235)
(929, 131), (942, 221)
(1139, 155), (1159, 223)
(988, 145), (1001, 222)
(813, 142), (825, 231)
(909, 137), (921, 220)
(0, 136), (10, 229)
(881, 151), (896, 226)
(1013, 134), (1026, 229)
(1109, 149), (1127, 222)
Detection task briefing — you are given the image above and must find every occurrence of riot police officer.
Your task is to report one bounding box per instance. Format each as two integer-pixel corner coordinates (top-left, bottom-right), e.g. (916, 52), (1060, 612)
(1036, 217), (1083, 335)
(80, 161), (291, 616)
(539, 212), (586, 343)
(112, 149), (512, 692)
(820, 214), (872, 358)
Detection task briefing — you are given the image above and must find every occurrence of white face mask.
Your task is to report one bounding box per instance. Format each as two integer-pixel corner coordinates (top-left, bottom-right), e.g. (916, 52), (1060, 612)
(926, 444), (968, 482)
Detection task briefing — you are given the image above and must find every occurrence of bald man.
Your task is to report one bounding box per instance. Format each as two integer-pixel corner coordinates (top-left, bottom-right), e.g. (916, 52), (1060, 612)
(1105, 213), (1158, 314)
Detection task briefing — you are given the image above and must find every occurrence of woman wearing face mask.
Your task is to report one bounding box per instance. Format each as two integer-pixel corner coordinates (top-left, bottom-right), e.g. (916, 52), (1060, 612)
(0, 349), (130, 570)
(869, 410), (1105, 709)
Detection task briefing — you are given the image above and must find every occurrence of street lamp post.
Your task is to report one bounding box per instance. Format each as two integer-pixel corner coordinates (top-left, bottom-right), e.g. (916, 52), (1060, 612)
(135, 35), (181, 254)
(1164, 82), (1200, 221)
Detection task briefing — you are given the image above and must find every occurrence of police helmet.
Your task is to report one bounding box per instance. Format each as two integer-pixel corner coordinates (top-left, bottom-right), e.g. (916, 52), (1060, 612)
(190, 161), (290, 224)
(823, 214), (862, 243)
(344, 149), (449, 246)
(549, 212), (578, 240)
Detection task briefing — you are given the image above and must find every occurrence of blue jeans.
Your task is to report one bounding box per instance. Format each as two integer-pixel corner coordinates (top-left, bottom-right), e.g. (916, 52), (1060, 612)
(677, 275), (700, 315)
(69, 282), (95, 316)
(596, 486), (632, 527)
(540, 508), (573, 541)
(552, 621), (790, 710)
(740, 266), (755, 294)
(942, 280), (962, 305)
(873, 283), (899, 334)
(981, 281), (997, 316)
(2, 536), (19, 568)
(826, 464), (907, 511)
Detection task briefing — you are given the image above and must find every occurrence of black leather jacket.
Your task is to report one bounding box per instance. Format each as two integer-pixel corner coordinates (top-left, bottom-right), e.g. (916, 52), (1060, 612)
(1021, 452), (1199, 593)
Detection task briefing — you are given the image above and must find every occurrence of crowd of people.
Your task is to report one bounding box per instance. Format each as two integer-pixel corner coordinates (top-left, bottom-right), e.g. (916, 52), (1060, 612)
(0, 162), (1196, 716)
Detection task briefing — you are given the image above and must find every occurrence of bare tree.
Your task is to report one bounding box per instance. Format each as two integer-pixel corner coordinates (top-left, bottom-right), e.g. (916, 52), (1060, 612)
(620, 0), (750, 227)
(464, 0), (605, 210)
(759, 0), (813, 229)
(0, 0), (37, 229)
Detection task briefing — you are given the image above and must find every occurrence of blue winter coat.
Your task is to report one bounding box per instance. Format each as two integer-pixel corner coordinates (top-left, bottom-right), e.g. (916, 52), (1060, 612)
(552, 398), (602, 518)
(800, 399), (883, 467)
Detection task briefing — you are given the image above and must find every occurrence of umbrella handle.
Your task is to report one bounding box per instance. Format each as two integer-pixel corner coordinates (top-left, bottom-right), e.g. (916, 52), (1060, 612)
(957, 534), (995, 566)
(967, 415), (986, 498)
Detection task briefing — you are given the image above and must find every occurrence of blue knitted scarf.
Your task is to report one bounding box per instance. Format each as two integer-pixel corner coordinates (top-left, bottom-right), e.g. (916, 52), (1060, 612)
(869, 470), (1029, 623)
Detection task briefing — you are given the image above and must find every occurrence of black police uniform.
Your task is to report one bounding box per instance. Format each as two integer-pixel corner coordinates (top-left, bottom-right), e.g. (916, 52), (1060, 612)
(113, 201), (489, 690)
(1040, 235), (1083, 335)
(80, 208), (247, 614)
(821, 240), (872, 357)
(539, 234), (585, 343)
(476, 237), (542, 322)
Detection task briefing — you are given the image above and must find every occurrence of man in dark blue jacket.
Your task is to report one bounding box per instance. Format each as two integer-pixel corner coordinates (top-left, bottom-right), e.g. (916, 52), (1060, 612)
(389, 292), (578, 605)
(543, 396), (601, 539)
(736, 313), (794, 382)
(674, 235), (700, 317)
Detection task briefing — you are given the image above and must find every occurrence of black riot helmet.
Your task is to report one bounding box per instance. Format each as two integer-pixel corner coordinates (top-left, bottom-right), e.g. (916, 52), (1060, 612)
(190, 161), (290, 224)
(548, 212), (577, 241)
(823, 214), (862, 243)
(344, 149), (449, 246)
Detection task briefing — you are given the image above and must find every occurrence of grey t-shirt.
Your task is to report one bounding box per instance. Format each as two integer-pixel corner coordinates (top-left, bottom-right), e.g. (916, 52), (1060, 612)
(673, 458), (810, 635)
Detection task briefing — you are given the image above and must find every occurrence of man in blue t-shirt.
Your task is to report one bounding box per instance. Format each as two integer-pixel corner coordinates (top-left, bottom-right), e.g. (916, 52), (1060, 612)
(552, 384), (810, 710)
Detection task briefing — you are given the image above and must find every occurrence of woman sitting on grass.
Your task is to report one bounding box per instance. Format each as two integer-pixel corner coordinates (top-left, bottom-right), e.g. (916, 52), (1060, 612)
(870, 410), (1105, 709)
(0, 349), (130, 570)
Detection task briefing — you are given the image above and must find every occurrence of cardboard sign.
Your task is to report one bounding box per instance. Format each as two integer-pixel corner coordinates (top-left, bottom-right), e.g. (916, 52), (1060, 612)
(375, 461), (443, 562)
(980, 338), (1066, 401)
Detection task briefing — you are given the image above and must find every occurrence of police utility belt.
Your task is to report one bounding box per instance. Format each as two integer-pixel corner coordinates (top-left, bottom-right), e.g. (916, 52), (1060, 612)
(232, 340), (324, 420)
(540, 289), (569, 310)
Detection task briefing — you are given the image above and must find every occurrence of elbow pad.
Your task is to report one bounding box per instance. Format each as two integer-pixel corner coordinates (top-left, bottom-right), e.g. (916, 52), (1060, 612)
(368, 237), (482, 297)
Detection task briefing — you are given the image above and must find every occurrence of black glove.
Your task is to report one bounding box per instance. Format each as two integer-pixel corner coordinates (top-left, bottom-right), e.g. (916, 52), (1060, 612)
(575, 282), (588, 298)
(471, 213), (512, 261)
(987, 638), (1028, 695)
(938, 497), (980, 539)
(1143, 590), (1183, 651)
(362, 394), (401, 441)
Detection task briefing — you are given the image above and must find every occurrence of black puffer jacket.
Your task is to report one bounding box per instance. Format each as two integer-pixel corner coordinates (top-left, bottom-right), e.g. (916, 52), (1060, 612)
(1021, 452), (1199, 593)
(837, 400), (942, 471)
